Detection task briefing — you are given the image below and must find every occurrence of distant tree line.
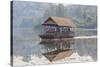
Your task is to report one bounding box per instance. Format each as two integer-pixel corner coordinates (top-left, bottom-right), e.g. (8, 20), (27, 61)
(35, 4), (97, 30)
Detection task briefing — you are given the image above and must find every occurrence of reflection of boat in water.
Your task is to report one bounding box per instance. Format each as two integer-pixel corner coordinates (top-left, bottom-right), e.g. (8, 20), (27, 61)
(39, 17), (74, 39)
(39, 39), (75, 62)
(43, 49), (73, 62)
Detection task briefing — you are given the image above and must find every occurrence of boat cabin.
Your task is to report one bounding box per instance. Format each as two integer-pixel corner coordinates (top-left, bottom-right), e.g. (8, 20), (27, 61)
(39, 16), (74, 39)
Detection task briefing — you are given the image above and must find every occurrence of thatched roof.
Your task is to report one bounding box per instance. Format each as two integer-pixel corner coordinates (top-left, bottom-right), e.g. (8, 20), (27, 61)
(42, 17), (74, 27)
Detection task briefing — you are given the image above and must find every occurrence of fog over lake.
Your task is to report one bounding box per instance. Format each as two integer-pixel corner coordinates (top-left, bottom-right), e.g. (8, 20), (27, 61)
(12, 1), (97, 66)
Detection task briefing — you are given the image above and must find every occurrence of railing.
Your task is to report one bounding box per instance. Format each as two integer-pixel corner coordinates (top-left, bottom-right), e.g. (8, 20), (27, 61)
(39, 31), (74, 38)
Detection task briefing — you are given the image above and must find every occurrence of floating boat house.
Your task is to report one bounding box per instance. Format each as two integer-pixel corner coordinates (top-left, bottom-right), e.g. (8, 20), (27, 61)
(39, 16), (74, 39)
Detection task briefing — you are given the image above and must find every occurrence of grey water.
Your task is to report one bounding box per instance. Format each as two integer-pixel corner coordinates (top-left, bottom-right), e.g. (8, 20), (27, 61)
(13, 28), (97, 63)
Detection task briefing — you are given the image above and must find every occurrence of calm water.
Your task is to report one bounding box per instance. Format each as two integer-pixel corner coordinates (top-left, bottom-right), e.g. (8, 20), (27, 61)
(13, 28), (97, 63)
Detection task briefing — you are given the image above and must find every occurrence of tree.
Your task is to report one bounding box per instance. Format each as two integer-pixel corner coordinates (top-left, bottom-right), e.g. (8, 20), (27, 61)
(56, 4), (67, 17)
(42, 3), (67, 19)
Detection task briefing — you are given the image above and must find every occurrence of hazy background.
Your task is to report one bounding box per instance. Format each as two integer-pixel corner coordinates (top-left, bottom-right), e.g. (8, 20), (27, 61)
(12, 1), (97, 65)
(13, 1), (97, 40)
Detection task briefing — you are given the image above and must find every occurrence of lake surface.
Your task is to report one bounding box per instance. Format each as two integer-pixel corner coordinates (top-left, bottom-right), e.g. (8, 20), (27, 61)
(12, 28), (97, 65)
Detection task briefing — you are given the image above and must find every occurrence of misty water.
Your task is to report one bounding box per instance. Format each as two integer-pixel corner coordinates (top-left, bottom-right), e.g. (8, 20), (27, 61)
(13, 28), (97, 65)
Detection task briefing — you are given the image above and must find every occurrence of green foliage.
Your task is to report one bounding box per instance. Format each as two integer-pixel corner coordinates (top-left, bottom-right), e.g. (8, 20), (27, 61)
(66, 5), (97, 28)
